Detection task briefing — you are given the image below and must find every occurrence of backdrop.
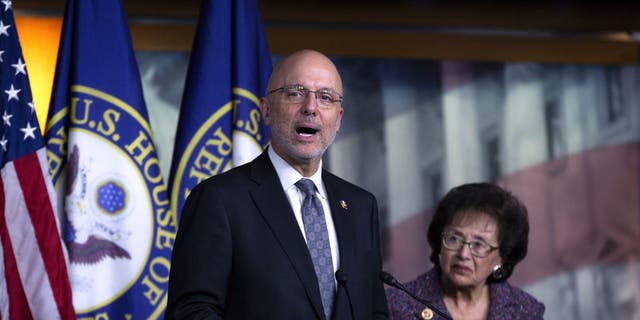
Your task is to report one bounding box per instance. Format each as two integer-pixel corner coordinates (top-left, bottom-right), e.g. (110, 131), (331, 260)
(137, 51), (640, 320)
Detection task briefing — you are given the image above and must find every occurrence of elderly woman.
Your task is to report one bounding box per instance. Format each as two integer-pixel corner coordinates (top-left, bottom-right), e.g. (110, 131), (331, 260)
(386, 182), (544, 319)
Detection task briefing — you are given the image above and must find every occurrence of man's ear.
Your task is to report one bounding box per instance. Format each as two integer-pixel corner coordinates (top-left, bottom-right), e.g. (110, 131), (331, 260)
(259, 97), (270, 125)
(335, 106), (344, 133)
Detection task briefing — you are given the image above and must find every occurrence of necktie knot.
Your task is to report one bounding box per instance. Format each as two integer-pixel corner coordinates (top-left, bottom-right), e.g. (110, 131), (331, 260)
(295, 179), (316, 197)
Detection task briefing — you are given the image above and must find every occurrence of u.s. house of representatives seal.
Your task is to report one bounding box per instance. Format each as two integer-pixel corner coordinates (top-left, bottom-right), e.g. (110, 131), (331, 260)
(47, 85), (174, 319)
(169, 87), (268, 218)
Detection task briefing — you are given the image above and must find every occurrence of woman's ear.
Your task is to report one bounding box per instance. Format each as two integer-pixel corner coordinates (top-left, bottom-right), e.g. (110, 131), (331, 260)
(492, 264), (504, 280)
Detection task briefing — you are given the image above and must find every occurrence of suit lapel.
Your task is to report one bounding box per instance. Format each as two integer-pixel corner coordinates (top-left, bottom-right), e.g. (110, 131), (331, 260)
(323, 171), (357, 320)
(248, 152), (326, 319)
(323, 171), (356, 276)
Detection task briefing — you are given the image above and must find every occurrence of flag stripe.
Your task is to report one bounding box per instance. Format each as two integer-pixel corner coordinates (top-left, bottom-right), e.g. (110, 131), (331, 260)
(1, 162), (34, 320)
(0, 225), (8, 320)
(13, 149), (73, 319)
(0, 175), (8, 320)
(6, 153), (59, 319)
(0, 217), (7, 320)
(36, 147), (69, 266)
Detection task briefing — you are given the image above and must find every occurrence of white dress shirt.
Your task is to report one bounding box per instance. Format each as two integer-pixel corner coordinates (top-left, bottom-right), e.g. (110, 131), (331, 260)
(267, 147), (340, 281)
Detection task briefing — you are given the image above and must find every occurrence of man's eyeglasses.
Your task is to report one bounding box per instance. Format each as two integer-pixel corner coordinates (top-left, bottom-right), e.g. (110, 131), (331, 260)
(441, 232), (499, 258)
(267, 84), (343, 108)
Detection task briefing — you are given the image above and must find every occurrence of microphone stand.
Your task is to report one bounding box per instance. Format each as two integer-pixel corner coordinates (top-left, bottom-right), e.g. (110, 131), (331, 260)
(380, 271), (452, 320)
(335, 269), (355, 320)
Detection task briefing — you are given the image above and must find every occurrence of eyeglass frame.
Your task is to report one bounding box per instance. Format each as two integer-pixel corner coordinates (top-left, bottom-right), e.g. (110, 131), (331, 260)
(440, 232), (499, 258)
(266, 84), (343, 108)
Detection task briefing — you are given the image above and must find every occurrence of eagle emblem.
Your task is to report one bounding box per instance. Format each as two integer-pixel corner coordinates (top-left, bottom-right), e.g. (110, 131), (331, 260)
(64, 144), (131, 264)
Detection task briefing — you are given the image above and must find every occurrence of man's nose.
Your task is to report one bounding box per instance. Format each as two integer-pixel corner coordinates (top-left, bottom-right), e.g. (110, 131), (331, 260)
(300, 92), (319, 114)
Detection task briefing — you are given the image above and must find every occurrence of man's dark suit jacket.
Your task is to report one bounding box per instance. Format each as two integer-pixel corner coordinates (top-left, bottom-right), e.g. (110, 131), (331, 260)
(166, 151), (388, 319)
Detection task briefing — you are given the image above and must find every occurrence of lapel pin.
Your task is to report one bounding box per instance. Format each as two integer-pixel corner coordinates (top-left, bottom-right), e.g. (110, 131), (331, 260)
(421, 307), (434, 319)
(340, 200), (348, 210)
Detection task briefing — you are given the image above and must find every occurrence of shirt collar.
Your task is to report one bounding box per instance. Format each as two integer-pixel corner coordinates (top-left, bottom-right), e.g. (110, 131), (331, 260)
(268, 146), (327, 199)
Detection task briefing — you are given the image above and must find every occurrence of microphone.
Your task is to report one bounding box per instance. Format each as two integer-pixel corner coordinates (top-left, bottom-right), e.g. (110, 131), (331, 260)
(380, 271), (452, 320)
(335, 269), (355, 320)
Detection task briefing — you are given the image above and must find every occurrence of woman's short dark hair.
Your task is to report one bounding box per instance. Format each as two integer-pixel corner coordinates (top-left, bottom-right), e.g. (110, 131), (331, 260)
(427, 182), (529, 282)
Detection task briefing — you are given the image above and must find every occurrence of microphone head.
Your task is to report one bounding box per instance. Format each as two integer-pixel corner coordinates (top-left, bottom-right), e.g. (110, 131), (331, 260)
(335, 269), (348, 284)
(379, 271), (401, 288)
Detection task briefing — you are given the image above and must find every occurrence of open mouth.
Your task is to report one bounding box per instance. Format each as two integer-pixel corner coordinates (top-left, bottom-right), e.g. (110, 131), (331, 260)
(296, 126), (318, 136)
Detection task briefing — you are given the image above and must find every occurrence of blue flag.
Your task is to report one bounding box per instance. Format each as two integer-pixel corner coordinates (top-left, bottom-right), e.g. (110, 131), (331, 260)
(44, 0), (173, 318)
(168, 0), (272, 220)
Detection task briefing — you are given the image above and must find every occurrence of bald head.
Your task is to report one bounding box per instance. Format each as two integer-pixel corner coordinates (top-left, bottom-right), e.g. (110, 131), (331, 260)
(267, 49), (343, 95)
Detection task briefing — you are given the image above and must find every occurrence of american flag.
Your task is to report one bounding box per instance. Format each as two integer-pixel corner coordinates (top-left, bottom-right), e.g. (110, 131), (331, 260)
(0, 2), (75, 319)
